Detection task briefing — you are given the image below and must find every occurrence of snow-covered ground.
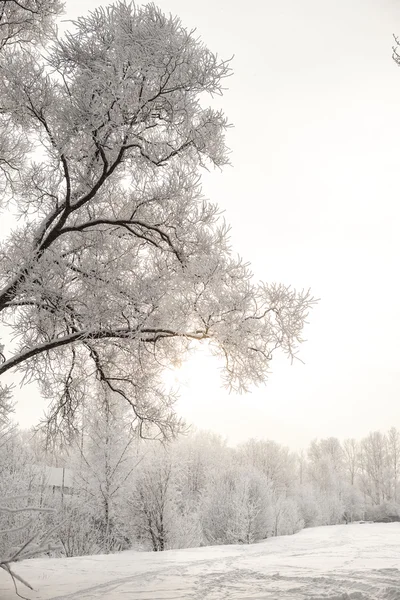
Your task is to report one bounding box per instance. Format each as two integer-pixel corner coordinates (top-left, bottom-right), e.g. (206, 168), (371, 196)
(1, 523), (400, 599)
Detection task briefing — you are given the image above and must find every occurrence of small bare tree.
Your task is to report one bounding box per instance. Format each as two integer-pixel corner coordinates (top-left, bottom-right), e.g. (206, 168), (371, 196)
(0, 417), (62, 597)
(0, 499), (60, 598)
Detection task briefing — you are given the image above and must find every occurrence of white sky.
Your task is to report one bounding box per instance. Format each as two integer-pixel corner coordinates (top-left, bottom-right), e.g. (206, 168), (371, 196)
(10, 0), (400, 449)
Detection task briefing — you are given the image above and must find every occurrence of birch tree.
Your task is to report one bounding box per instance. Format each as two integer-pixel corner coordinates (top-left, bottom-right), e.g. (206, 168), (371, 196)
(0, 0), (315, 440)
(70, 391), (139, 553)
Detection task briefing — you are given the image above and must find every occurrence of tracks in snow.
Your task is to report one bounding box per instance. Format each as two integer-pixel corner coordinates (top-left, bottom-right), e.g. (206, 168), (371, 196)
(45, 560), (400, 600)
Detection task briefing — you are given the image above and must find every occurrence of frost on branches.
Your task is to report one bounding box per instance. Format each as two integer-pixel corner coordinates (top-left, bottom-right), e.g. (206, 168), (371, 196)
(0, 0), (62, 49)
(0, 1), (315, 441)
(0, 0), (63, 194)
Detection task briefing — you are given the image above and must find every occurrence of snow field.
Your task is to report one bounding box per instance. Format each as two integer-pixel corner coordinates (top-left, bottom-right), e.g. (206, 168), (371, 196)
(1, 522), (400, 599)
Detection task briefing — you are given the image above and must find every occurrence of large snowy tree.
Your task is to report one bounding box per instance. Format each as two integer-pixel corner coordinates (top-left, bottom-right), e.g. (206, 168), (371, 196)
(0, 0), (314, 441)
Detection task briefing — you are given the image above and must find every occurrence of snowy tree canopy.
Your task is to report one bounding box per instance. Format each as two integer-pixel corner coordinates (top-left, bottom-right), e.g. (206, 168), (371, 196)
(0, 1), (315, 439)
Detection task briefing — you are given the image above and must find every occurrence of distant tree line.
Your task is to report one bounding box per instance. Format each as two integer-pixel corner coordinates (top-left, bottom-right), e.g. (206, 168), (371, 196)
(2, 395), (400, 557)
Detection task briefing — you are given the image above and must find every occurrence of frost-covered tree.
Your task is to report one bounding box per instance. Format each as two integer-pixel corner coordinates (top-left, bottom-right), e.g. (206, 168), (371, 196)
(69, 390), (139, 553)
(341, 482), (364, 523)
(235, 439), (302, 537)
(359, 431), (389, 506)
(128, 435), (226, 551)
(357, 429), (400, 516)
(308, 438), (344, 492)
(297, 449), (306, 485)
(342, 438), (360, 487)
(386, 427), (400, 503)
(201, 466), (273, 545)
(296, 484), (319, 528)
(0, 0), (314, 441)
(306, 438), (347, 525)
(237, 439), (296, 493)
(166, 431), (225, 547)
(274, 496), (303, 536)
(173, 430), (227, 504)
(129, 444), (174, 551)
(0, 1), (316, 589)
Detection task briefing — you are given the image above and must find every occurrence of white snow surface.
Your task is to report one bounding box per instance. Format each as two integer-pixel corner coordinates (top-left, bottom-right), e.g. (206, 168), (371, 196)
(1, 523), (400, 599)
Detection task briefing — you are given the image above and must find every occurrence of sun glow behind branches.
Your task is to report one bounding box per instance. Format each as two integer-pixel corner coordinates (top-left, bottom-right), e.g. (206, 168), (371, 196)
(163, 344), (222, 397)
(162, 344), (235, 433)
(163, 343), (325, 449)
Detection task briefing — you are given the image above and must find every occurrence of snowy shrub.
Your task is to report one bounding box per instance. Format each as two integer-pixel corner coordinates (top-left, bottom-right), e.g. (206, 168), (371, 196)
(316, 492), (344, 526)
(365, 502), (400, 522)
(342, 485), (365, 523)
(297, 485), (320, 528)
(56, 504), (106, 557)
(0, 494), (61, 595)
(168, 503), (203, 549)
(275, 498), (304, 536)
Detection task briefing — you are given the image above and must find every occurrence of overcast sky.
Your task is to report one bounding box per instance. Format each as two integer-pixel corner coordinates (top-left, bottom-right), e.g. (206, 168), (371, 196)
(11, 0), (400, 449)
